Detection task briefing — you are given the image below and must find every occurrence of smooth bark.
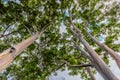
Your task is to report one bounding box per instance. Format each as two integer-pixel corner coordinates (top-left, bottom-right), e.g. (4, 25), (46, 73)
(85, 24), (120, 69)
(86, 67), (96, 80)
(70, 25), (119, 80)
(0, 29), (44, 73)
(72, 40), (91, 60)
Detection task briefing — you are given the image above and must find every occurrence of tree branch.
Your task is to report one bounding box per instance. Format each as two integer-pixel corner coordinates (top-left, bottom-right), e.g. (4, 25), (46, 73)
(24, 26), (40, 46)
(72, 40), (92, 60)
(68, 64), (93, 68)
(2, 26), (10, 36)
(55, 62), (66, 71)
(0, 31), (17, 38)
(55, 61), (93, 70)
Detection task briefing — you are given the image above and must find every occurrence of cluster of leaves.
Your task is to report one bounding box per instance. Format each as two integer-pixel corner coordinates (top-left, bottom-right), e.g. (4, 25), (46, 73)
(0, 0), (120, 80)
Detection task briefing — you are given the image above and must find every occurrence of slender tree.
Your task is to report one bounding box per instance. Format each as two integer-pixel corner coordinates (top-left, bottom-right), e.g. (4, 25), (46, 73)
(84, 22), (120, 69)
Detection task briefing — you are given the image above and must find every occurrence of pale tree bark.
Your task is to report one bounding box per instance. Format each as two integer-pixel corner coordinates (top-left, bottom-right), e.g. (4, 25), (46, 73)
(84, 22), (120, 69)
(71, 25), (118, 80)
(0, 47), (16, 73)
(72, 40), (91, 60)
(72, 38), (119, 80)
(86, 67), (96, 80)
(68, 7), (118, 78)
(69, 20), (119, 79)
(0, 29), (45, 73)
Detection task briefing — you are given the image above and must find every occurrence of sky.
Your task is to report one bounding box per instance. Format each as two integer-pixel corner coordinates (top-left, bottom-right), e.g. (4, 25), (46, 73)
(50, 7), (120, 79)
(49, 57), (120, 80)
(49, 18), (120, 80)
(4, 0), (120, 80)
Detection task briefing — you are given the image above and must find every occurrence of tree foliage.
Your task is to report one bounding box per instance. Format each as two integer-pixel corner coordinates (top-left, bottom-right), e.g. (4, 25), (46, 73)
(0, 0), (120, 80)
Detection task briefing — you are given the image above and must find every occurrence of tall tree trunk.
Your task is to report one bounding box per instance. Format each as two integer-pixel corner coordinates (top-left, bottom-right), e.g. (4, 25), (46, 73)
(86, 67), (96, 80)
(0, 29), (44, 73)
(85, 24), (120, 69)
(70, 25), (119, 80)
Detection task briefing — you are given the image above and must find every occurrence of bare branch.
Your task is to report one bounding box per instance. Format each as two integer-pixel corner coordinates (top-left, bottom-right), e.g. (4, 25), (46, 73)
(0, 30), (17, 38)
(2, 26), (11, 36)
(72, 40), (92, 60)
(68, 64), (93, 68)
(56, 60), (93, 69)
(0, 23), (15, 38)
(55, 62), (66, 71)
(24, 26), (40, 46)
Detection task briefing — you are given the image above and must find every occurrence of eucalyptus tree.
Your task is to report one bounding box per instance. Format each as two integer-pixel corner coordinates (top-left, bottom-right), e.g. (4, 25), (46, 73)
(0, 0), (120, 80)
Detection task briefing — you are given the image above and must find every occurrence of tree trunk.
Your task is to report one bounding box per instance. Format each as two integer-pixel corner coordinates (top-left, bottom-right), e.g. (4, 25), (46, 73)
(85, 26), (120, 69)
(0, 30), (44, 73)
(86, 67), (96, 80)
(70, 25), (119, 80)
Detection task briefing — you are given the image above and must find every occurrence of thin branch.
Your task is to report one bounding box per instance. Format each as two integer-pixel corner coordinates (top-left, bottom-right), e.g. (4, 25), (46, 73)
(24, 26), (33, 35)
(55, 62), (66, 71)
(55, 61), (93, 70)
(0, 31), (17, 38)
(68, 64), (93, 68)
(24, 26), (40, 46)
(84, 21), (104, 46)
(2, 26), (10, 36)
(1, 23), (15, 36)
(72, 40), (92, 60)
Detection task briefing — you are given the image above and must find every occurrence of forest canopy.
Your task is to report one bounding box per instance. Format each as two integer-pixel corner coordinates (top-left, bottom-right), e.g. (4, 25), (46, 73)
(0, 0), (120, 80)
